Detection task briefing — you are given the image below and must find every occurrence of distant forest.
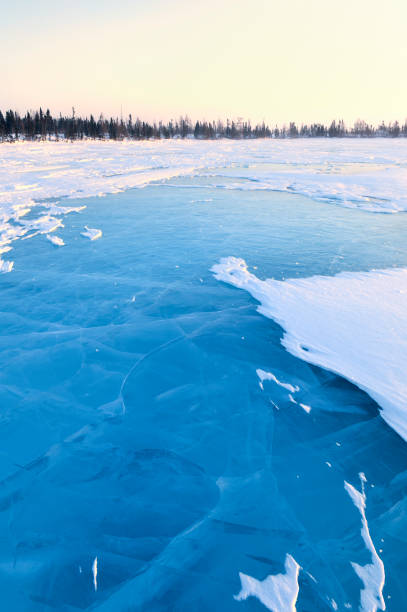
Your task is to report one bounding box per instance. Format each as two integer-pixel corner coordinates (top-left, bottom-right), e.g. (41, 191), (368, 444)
(1, 108), (407, 141)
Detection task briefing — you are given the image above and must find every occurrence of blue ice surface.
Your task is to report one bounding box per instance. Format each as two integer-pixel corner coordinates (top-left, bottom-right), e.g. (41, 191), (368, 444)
(1, 179), (407, 611)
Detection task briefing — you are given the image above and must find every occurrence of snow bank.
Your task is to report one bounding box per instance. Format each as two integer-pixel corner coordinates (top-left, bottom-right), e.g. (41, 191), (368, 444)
(212, 257), (407, 441)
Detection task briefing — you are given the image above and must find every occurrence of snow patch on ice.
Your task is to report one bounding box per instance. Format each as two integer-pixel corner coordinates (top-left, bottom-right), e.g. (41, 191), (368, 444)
(345, 474), (385, 611)
(257, 368), (299, 393)
(92, 556), (98, 592)
(212, 257), (407, 442)
(47, 234), (64, 246)
(234, 554), (300, 612)
(0, 259), (13, 273)
(82, 226), (102, 241)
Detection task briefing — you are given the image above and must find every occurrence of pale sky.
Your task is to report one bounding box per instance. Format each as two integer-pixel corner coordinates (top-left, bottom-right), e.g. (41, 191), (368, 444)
(1, 0), (406, 125)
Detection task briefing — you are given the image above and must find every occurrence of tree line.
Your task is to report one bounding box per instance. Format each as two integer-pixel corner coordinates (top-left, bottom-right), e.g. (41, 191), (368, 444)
(1, 108), (406, 141)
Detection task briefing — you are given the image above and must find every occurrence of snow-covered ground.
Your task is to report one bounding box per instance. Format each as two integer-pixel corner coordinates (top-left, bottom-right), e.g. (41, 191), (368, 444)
(1, 138), (407, 273)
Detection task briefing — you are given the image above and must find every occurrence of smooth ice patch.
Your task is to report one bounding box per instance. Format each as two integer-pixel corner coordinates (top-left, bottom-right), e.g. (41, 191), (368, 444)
(82, 226), (102, 241)
(345, 474), (385, 611)
(234, 554), (300, 611)
(212, 257), (407, 442)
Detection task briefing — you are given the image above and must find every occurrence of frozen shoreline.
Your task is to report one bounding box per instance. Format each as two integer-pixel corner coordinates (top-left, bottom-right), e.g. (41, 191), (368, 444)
(1, 138), (407, 272)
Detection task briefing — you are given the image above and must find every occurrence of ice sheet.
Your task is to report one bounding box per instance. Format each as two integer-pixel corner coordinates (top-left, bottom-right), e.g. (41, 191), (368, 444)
(0, 178), (406, 609)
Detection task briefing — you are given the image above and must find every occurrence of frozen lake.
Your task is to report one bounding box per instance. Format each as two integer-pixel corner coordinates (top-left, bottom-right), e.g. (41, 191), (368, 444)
(0, 140), (407, 610)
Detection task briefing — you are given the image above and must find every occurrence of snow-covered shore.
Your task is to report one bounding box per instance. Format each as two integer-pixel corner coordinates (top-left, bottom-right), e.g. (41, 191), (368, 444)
(1, 138), (407, 273)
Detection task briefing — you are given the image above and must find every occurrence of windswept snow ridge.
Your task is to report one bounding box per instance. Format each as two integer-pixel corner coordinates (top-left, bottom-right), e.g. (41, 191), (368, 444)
(212, 257), (407, 442)
(345, 474), (385, 611)
(234, 554), (300, 611)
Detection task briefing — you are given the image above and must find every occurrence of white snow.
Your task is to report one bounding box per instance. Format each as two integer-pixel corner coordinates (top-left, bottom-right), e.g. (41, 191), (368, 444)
(92, 556), (98, 592)
(22, 214), (64, 236)
(0, 258), (13, 273)
(257, 368), (299, 393)
(345, 474), (385, 611)
(82, 226), (102, 241)
(212, 257), (407, 442)
(1, 139), (407, 270)
(47, 234), (65, 246)
(234, 554), (300, 611)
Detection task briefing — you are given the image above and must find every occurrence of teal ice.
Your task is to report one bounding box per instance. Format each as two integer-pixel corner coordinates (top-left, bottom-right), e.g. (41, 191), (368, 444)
(1, 179), (407, 611)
